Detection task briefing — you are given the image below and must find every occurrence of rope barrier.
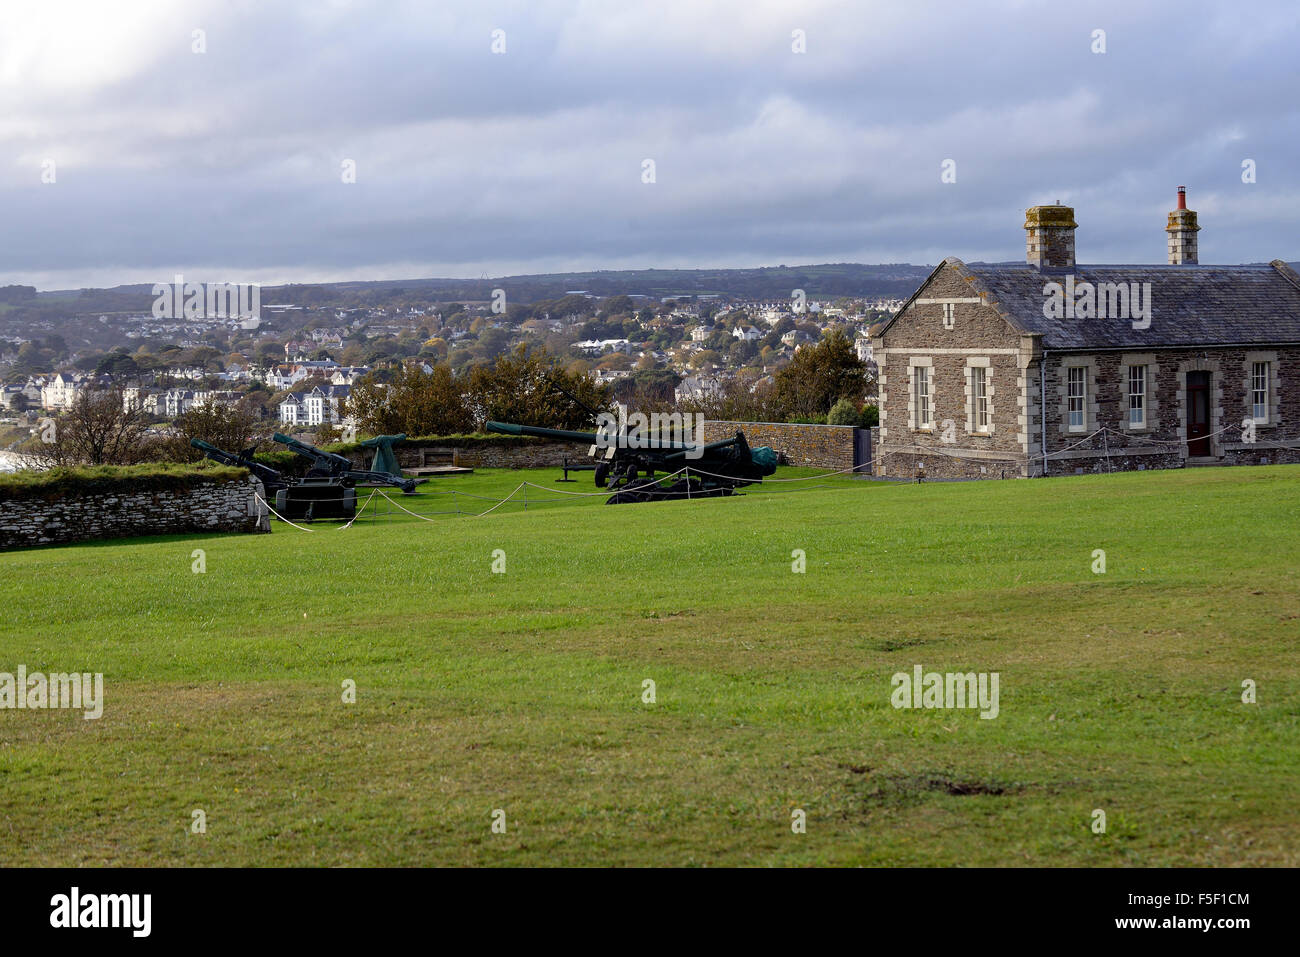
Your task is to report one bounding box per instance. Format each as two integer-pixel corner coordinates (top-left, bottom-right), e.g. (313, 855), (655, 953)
(375, 488), (459, 521)
(472, 483), (527, 518)
(254, 493), (316, 532)
(336, 490), (375, 530)
(262, 420), (1250, 533)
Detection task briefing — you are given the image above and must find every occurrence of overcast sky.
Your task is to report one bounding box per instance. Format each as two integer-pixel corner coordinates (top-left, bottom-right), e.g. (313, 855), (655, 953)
(1, 0), (1297, 290)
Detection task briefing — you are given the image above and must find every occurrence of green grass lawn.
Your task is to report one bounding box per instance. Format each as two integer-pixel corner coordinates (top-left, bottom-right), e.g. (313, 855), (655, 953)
(1, 464), (1297, 866)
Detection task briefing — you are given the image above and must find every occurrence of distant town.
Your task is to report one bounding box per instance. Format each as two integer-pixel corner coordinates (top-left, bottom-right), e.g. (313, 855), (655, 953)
(0, 268), (904, 456)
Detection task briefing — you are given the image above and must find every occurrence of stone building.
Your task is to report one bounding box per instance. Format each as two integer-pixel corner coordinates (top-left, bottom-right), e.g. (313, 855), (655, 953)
(871, 189), (1300, 478)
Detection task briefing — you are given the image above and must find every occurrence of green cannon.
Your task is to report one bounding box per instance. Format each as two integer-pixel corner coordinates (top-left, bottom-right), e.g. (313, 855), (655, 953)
(272, 433), (416, 493)
(360, 433), (406, 478)
(485, 420), (777, 504)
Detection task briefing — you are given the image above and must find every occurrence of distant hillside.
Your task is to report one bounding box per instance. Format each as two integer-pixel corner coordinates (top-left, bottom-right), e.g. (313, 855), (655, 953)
(27, 261), (1300, 314)
(36, 263), (936, 309)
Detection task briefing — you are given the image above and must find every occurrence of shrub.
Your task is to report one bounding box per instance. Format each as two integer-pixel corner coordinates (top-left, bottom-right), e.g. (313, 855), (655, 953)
(827, 398), (859, 425)
(859, 403), (880, 428)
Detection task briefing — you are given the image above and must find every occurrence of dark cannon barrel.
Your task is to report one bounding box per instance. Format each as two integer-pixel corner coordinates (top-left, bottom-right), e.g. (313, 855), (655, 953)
(485, 421), (600, 444)
(661, 435), (743, 462)
(273, 432), (351, 466)
(485, 420), (706, 453)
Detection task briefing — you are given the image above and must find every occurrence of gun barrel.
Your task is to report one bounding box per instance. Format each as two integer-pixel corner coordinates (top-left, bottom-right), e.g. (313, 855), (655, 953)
(190, 438), (242, 464)
(661, 436), (740, 462)
(485, 420), (705, 453)
(273, 432), (351, 467)
(191, 438), (287, 488)
(485, 421), (599, 444)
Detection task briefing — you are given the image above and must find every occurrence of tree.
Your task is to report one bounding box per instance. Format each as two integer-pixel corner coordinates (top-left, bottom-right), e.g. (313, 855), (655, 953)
(345, 362), (474, 437)
(704, 329), (732, 352)
(728, 339), (757, 366)
(679, 373), (783, 423)
(474, 326), (512, 361)
(40, 388), (149, 466)
(772, 329), (867, 420)
(95, 351), (141, 382)
(465, 345), (609, 429)
(689, 349), (720, 370)
(599, 295), (635, 319)
(596, 352), (633, 372)
(158, 401), (265, 462)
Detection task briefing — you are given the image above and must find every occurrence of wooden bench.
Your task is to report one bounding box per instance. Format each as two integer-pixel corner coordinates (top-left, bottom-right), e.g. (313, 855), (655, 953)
(406, 449), (474, 476)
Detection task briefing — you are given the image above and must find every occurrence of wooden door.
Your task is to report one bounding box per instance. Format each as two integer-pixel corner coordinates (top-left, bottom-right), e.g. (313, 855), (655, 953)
(1186, 371), (1211, 456)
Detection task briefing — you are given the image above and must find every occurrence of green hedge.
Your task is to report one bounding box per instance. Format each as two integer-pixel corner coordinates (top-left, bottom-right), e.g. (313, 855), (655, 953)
(0, 462), (248, 501)
(321, 433), (542, 456)
(252, 450), (300, 470)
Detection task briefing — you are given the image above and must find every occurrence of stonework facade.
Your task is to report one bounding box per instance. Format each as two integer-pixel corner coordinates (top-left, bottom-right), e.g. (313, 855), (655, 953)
(873, 262), (1039, 479)
(0, 477), (269, 550)
(871, 199), (1300, 479)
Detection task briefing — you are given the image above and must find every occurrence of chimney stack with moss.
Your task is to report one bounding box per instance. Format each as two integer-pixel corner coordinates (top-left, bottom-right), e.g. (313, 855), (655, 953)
(1024, 203), (1077, 270)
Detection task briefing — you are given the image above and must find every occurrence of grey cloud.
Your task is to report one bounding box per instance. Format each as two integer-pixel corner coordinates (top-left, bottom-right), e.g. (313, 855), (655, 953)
(0, 0), (1296, 289)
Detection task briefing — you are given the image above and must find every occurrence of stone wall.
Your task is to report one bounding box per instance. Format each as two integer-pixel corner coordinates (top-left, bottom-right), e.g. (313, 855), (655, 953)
(704, 420), (858, 469)
(345, 439), (579, 471)
(1031, 346), (1300, 476)
(0, 477), (269, 550)
(346, 427), (861, 472)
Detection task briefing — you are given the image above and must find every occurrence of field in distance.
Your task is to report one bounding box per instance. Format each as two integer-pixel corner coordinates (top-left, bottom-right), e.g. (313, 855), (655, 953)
(1, 465), (1296, 866)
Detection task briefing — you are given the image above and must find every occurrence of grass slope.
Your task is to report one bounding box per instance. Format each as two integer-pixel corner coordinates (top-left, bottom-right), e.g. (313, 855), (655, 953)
(0, 465), (1297, 866)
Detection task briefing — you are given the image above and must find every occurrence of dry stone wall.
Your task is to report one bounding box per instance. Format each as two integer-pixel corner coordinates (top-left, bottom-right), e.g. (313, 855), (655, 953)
(0, 477), (269, 550)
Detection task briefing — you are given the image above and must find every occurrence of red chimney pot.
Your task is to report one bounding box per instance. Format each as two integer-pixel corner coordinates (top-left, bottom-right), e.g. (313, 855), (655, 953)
(1176, 186), (1187, 210)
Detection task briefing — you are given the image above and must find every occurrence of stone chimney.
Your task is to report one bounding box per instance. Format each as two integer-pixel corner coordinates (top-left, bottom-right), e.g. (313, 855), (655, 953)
(1166, 186), (1200, 265)
(1024, 203), (1077, 269)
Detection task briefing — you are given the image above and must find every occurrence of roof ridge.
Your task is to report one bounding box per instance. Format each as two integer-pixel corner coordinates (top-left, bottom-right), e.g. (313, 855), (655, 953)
(1270, 260), (1300, 292)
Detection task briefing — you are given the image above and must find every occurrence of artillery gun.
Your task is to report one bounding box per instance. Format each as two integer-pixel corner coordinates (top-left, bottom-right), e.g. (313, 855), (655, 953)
(272, 433), (416, 493)
(190, 438), (356, 521)
(484, 420), (777, 504)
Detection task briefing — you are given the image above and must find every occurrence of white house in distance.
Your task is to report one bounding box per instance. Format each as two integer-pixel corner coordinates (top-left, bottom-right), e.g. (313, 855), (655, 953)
(674, 375), (725, 404)
(573, 338), (631, 355)
(163, 389), (196, 417)
(40, 372), (85, 410)
(280, 384), (352, 426)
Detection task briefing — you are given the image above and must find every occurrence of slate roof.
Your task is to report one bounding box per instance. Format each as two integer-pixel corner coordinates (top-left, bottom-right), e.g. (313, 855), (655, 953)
(283, 384), (352, 403)
(896, 258), (1300, 351)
